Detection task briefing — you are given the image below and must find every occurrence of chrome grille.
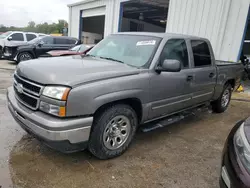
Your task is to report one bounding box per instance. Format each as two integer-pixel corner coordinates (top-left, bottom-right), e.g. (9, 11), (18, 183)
(13, 74), (43, 110)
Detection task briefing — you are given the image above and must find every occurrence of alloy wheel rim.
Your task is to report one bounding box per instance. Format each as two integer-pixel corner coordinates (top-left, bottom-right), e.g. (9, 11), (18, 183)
(221, 89), (230, 107)
(103, 115), (131, 150)
(20, 54), (31, 62)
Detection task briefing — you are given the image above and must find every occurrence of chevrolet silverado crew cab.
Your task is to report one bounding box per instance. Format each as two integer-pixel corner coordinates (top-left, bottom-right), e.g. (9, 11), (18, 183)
(7, 33), (243, 159)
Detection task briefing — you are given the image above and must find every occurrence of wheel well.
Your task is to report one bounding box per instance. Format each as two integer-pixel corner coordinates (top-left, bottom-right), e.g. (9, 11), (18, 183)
(226, 79), (235, 89)
(18, 51), (34, 58)
(94, 98), (143, 123)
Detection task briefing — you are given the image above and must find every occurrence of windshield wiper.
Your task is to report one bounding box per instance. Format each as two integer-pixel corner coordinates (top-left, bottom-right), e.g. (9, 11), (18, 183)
(84, 54), (96, 57)
(99, 56), (124, 64)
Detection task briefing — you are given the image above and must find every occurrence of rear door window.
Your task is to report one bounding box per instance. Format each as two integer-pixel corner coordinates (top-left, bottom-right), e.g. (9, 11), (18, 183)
(10, 33), (24, 41)
(160, 39), (189, 68)
(55, 38), (69, 44)
(191, 40), (212, 67)
(26, 34), (37, 41)
(68, 39), (76, 44)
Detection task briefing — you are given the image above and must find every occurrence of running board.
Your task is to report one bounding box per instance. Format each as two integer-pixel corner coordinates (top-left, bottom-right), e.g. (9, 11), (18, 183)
(141, 105), (210, 133)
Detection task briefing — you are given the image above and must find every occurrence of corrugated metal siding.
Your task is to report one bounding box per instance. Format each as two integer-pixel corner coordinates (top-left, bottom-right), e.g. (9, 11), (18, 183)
(167, 0), (250, 62)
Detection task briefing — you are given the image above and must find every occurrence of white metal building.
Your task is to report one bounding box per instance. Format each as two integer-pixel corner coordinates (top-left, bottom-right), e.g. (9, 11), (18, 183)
(68, 0), (250, 62)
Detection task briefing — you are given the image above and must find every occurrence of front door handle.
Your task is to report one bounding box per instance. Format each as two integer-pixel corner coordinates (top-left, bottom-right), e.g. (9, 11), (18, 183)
(187, 75), (193, 82)
(209, 73), (215, 78)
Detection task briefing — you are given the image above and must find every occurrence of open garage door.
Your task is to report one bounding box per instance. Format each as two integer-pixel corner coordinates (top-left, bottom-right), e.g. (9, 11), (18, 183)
(81, 6), (105, 44)
(119, 0), (170, 32)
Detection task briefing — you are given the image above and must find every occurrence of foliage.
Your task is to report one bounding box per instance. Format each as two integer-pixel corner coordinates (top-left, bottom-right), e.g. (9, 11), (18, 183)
(0, 20), (67, 34)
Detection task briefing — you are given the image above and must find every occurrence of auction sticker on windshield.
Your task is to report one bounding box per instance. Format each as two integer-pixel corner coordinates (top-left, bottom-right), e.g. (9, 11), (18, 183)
(136, 40), (156, 46)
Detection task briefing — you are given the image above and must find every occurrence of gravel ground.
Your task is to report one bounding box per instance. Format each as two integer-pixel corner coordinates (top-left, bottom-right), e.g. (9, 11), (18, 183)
(0, 60), (249, 188)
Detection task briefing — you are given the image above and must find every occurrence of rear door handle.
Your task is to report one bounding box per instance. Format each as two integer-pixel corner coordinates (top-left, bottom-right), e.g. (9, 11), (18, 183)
(187, 75), (193, 82)
(209, 73), (215, 78)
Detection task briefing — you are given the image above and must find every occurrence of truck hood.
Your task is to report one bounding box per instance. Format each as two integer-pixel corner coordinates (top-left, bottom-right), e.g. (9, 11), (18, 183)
(16, 55), (140, 87)
(4, 41), (29, 47)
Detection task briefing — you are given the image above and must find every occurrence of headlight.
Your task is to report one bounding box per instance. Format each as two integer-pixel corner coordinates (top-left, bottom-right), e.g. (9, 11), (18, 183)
(234, 122), (250, 173)
(39, 101), (66, 117)
(42, 86), (70, 100)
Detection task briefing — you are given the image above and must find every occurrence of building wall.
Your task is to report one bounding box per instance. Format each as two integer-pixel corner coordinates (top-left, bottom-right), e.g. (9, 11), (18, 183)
(121, 18), (165, 32)
(68, 0), (129, 39)
(69, 0), (250, 62)
(167, 0), (250, 62)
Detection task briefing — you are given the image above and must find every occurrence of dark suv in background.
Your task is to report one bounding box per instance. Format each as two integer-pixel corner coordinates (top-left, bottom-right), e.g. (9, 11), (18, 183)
(3, 36), (81, 62)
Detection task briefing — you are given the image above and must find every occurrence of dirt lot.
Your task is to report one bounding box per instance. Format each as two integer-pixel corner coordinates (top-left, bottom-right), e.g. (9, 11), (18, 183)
(0, 60), (250, 188)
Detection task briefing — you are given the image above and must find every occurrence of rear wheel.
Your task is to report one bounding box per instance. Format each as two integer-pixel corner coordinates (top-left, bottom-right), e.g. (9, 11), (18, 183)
(17, 52), (33, 63)
(212, 84), (232, 113)
(88, 104), (138, 159)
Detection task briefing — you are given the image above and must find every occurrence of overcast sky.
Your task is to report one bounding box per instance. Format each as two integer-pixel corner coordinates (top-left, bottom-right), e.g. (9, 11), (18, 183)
(0, 0), (77, 27)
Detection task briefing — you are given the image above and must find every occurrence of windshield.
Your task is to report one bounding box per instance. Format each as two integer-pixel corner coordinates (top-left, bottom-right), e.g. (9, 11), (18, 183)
(88, 35), (161, 68)
(0, 31), (12, 39)
(70, 45), (81, 51)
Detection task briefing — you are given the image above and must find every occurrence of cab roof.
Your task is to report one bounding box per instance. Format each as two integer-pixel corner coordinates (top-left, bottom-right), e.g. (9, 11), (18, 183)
(115, 32), (207, 40)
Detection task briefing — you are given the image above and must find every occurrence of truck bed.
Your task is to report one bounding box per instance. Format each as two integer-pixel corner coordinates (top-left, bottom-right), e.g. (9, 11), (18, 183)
(216, 60), (241, 66)
(213, 60), (243, 97)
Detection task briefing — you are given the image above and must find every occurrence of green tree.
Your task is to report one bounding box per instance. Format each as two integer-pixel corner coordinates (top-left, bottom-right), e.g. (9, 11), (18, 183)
(0, 19), (68, 34)
(57, 19), (67, 33)
(28, 21), (36, 28)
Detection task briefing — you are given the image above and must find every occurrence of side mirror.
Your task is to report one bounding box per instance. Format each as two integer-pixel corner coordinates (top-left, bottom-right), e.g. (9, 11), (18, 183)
(7, 36), (12, 41)
(156, 59), (181, 73)
(38, 41), (44, 47)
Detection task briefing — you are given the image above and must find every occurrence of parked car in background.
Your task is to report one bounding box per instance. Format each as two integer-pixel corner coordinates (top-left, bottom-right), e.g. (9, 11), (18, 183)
(0, 31), (45, 57)
(3, 36), (81, 62)
(7, 33), (243, 160)
(46, 44), (94, 57)
(220, 118), (250, 188)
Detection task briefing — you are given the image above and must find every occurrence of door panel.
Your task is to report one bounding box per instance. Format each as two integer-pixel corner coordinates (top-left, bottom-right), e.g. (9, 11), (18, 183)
(36, 44), (54, 57)
(189, 40), (217, 105)
(149, 69), (193, 119)
(191, 67), (216, 104)
(148, 39), (193, 119)
(36, 37), (54, 57)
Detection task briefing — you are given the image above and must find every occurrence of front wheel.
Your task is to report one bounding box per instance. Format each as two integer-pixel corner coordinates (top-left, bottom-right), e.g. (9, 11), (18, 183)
(88, 104), (138, 159)
(17, 52), (33, 63)
(212, 84), (232, 113)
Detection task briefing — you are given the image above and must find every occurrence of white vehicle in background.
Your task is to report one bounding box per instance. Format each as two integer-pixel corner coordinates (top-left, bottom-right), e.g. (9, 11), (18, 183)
(0, 31), (46, 57)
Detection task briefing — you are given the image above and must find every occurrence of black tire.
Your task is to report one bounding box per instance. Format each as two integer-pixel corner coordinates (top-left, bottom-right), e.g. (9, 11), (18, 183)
(17, 52), (33, 63)
(88, 104), (138, 160)
(242, 71), (248, 81)
(212, 84), (232, 113)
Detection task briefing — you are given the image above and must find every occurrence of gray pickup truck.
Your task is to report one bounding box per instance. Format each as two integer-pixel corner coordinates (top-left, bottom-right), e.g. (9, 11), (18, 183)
(7, 32), (243, 159)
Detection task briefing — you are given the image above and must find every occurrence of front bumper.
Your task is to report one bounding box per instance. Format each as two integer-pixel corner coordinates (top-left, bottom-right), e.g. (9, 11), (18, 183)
(3, 47), (17, 61)
(3, 54), (15, 61)
(220, 120), (250, 188)
(7, 87), (93, 153)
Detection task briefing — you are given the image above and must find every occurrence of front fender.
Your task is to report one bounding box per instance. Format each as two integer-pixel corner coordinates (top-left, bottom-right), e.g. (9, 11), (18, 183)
(65, 73), (150, 117)
(66, 89), (144, 117)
